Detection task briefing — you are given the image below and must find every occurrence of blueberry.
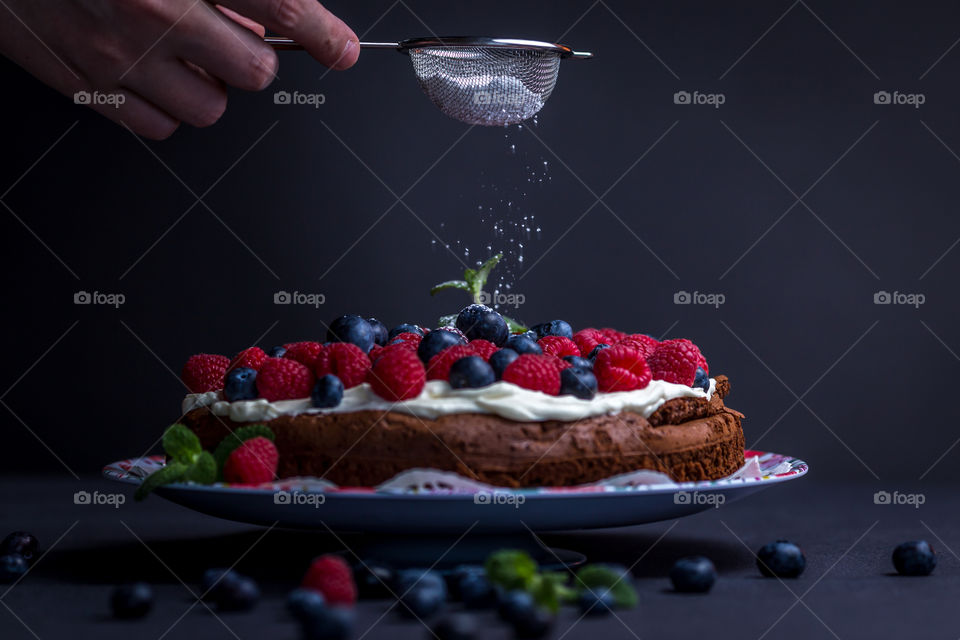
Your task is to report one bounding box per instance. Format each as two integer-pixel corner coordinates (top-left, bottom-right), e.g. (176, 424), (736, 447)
(1, 532), (38, 561)
(497, 589), (534, 624)
(215, 575), (260, 611)
(224, 367), (258, 401)
(399, 584), (445, 618)
(395, 569), (447, 599)
(200, 567), (241, 599)
(531, 320), (573, 340)
(353, 561), (395, 598)
(417, 329), (466, 363)
(560, 367), (597, 400)
(455, 304), (509, 346)
(669, 556), (716, 593)
(110, 582), (153, 619)
(562, 356), (592, 369)
(588, 344), (610, 361)
(366, 318), (389, 346)
(0, 554), (27, 583)
(267, 345), (287, 358)
(447, 565), (484, 598)
(489, 349), (519, 379)
(389, 323), (425, 340)
(327, 314), (375, 352)
(512, 607), (554, 638)
(458, 573), (496, 609)
(577, 588), (614, 615)
(693, 367), (709, 392)
(756, 540), (806, 578)
(301, 606), (354, 640)
(449, 356), (496, 389)
(287, 588), (326, 621)
(312, 375), (344, 408)
(432, 613), (478, 640)
(893, 540), (936, 576)
(505, 334), (542, 355)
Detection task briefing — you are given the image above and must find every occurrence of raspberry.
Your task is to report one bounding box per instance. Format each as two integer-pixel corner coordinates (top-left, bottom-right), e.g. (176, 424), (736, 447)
(368, 344), (384, 363)
(618, 334), (659, 359)
(301, 555), (357, 606)
(573, 329), (607, 357)
(594, 345), (652, 392)
(426, 345), (476, 381)
(388, 332), (423, 347)
(468, 339), (498, 360)
(599, 328), (627, 345)
(223, 436), (278, 484)
(228, 347), (267, 372)
(314, 342), (370, 388)
(256, 357), (315, 401)
(368, 348), (426, 401)
(181, 354), (230, 393)
(648, 339), (707, 384)
(538, 335), (580, 358)
(502, 355), (562, 395)
(283, 341), (325, 369)
(384, 339), (418, 352)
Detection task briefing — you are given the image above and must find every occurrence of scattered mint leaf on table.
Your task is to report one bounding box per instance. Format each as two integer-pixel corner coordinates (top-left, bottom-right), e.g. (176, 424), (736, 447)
(573, 564), (639, 608)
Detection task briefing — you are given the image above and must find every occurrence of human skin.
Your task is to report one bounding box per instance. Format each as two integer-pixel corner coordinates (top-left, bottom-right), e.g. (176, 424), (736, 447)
(0, 0), (359, 139)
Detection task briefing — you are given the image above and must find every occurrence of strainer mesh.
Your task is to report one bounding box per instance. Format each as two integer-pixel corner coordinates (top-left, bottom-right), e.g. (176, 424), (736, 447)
(408, 47), (561, 126)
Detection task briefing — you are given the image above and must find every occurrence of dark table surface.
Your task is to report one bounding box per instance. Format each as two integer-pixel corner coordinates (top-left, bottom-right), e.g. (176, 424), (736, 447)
(0, 474), (955, 640)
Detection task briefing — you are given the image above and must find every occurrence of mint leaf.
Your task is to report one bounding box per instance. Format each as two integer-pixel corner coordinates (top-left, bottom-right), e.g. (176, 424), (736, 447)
(135, 461), (188, 501)
(574, 565), (639, 609)
(213, 424), (275, 480)
(502, 314), (528, 333)
(430, 280), (471, 296)
(485, 549), (538, 591)
(162, 424), (202, 461)
(437, 314), (457, 328)
(528, 572), (574, 613)
(471, 253), (502, 295)
(184, 451), (217, 484)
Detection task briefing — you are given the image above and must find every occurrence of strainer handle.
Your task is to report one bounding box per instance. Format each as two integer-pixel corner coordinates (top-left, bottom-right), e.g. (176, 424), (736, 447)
(264, 37), (400, 50)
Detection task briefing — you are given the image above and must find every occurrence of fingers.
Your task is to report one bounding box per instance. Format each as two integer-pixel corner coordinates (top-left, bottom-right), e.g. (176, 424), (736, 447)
(92, 89), (181, 140)
(123, 58), (228, 128)
(216, 0), (359, 69)
(216, 5), (266, 37)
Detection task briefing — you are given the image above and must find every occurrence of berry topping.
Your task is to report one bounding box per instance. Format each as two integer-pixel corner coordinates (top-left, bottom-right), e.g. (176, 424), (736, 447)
(531, 320), (573, 340)
(417, 327), (466, 363)
(449, 356), (497, 389)
(756, 540), (806, 578)
(110, 582), (153, 619)
(366, 317), (389, 346)
(562, 356), (593, 370)
(181, 354), (230, 393)
(617, 334), (659, 359)
(223, 367), (258, 401)
(669, 556), (716, 593)
(367, 344), (384, 363)
(893, 540), (936, 576)
(266, 346), (287, 358)
(468, 339), (498, 360)
(537, 335), (580, 358)
(327, 314), (375, 353)
(301, 555), (357, 606)
(314, 342), (370, 389)
(572, 329), (606, 357)
(489, 348), (519, 379)
(647, 339), (706, 386)
(368, 347), (426, 401)
(693, 367), (709, 392)
(599, 328), (627, 345)
(311, 374), (344, 408)
(588, 344), (610, 360)
(228, 347), (267, 372)
(502, 355), (562, 395)
(506, 334), (542, 355)
(594, 345), (652, 392)
(283, 341), (325, 369)
(222, 436), (278, 484)
(456, 304), (509, 346)
(389, 332), (424, 347)
(389, 323), (425, 340)
(559, 366), (598, 399)
(256, 357), (315, 402)
(427, 345), (477, 381)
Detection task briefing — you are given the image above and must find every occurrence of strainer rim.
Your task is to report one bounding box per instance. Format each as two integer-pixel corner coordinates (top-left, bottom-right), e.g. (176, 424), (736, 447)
(399, 37), (579, 57)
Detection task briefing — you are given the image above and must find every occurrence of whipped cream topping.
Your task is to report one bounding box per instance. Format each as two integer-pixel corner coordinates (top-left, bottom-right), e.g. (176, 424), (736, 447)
(183, 378), (715, 423)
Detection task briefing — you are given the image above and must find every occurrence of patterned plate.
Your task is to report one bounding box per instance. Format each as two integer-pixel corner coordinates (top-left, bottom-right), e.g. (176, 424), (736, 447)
(103, 450), (807, 533)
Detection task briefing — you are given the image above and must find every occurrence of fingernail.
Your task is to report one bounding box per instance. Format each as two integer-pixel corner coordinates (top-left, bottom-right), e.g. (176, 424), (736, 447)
(338, 40), (359, 69)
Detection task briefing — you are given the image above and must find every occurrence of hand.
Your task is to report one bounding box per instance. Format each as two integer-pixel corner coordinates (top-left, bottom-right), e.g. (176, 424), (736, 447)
(0, 0), (359, 139)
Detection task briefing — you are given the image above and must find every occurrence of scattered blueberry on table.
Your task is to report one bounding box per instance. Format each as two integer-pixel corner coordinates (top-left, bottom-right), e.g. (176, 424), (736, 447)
(892, 540), (936, 576)
(756, 540), (806, 578)
(110, 582), (153, 619)
(287, 588), (327, 621)
(300, 605), (354, 640)
(0, 554), (28, 584)
(1, 531), (38, 562)
(670, 556), (717, 593)
(432, 612), (479, 640)
(577, 587), (615, 615)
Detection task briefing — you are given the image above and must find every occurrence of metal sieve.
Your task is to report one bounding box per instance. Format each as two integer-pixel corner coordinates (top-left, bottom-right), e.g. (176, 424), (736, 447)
(265, 36), (593, 126)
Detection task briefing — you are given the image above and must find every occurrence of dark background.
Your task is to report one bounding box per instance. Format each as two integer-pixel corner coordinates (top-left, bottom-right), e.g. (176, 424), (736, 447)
(3, 0), (960, 489)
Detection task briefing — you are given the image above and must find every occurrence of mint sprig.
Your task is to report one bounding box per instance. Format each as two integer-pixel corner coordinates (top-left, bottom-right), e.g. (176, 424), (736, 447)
(573, 564), (639, 608)
(484, 550), (575, 613)
(212, 424), (275, 480)
(430, 254), (528, 332)
(134, 424), (217, 501)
